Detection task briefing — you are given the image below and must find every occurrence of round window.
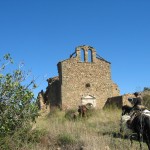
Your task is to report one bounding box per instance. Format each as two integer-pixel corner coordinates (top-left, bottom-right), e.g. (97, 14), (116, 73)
(85, 83), (90, 88)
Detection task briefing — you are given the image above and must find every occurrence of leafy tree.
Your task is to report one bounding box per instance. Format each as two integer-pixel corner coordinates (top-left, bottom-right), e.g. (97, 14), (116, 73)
(0, 54), (39, 137)
(143, 87), (150, 91)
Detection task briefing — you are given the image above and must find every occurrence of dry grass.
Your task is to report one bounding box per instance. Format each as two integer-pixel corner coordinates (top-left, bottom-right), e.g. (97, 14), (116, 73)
(19, 108), (148, 150)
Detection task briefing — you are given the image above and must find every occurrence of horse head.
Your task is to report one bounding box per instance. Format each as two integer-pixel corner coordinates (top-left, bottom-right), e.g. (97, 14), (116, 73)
(122, 105), (133, 116)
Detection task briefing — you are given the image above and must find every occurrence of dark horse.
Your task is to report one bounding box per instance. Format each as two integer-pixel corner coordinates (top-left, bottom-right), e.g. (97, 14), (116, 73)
(127, 112), (150, 150)
(78, 105), (87, 117)
(122, 105), (133, 116)
(121, 105), (150, 149)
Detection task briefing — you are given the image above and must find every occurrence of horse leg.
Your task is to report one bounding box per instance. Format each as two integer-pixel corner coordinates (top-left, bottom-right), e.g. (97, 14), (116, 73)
(145, 134), (150, 150)
(138, 133), (143, 150)
(130, 135), (133, 147)
(83, 110), (86, 117)
(146, 140), (150, 150)
(147, 142), (150, 150)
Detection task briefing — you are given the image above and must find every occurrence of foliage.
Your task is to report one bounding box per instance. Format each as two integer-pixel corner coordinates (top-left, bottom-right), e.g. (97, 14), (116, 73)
(143, 87), (150, 91)
(65, 109), (77, 120)
(0, 54), (39, 137)
(35, 108), (148, 150)
(143, 94), (150, 109)
(57, 133), (77, 145)
(0, 126), (46, 150)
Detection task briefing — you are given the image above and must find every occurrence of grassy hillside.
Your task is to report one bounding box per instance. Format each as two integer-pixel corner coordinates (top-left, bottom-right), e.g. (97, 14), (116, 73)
(142, 90), (150, 109)
(20, 108), (148, 150)
(2, 90), (150, 150)
(2, 91), (150, 150)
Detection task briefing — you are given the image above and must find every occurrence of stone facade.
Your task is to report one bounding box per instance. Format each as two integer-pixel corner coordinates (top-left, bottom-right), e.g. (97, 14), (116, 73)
(39, 45), (120, 110)
(37, 90), (50, 113)
(104, 93), (137, 108)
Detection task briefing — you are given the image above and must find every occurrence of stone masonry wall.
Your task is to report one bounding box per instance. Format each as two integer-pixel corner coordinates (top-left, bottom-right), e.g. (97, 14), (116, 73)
(47, 76), (61, 110)
(104, 93), (136, 109)
(39, 45), (120, 111)
(58, 45), (120, 109)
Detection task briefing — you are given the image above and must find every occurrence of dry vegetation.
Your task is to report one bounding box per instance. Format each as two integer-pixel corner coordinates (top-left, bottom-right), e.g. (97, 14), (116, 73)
(2, 90), (150, 150)
(25, 107), (148, 150)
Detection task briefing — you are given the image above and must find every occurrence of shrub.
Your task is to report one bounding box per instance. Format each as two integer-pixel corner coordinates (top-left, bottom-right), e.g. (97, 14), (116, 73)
(57, 133), (77, 145)
(0, 126), (46, 150)
(65, 109), (77, 120)
(0, 54), (39, 137)
(143, 94), (150, 109)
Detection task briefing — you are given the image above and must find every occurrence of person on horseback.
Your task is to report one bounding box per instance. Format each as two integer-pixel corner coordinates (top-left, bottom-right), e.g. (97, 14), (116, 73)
(134, 92), (142, 104)
(132, 92), (146, 110)
(125, 92), (146, 128)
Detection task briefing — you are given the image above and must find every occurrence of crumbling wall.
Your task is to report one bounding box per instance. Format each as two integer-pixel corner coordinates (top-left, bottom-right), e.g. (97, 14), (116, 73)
(59, 45), (120, 110)
(38, 90), (50, 113)
(104, 93), (135, 108)
(39, 45), (120, 111)
(104, 96), (123, 108)
(112, 83), (120, 97)
(47, 76), (61, 110)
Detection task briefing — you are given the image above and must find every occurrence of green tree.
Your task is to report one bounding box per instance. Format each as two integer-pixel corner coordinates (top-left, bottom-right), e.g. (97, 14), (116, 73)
(0, 54), (39, 137)
(143, 87), (150, 91)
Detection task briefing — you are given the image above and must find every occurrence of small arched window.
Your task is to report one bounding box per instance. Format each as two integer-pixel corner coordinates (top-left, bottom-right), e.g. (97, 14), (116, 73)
(88, 50), (92, 62)
(80, 49), (85, 62)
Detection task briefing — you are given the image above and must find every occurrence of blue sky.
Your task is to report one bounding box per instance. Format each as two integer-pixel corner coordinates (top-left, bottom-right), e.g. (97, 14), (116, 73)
(0, 0), (150, 97)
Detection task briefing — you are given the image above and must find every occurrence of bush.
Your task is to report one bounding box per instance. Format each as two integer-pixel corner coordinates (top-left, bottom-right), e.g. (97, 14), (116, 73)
(65, 109), (77, 120)
(143, 94), (150, 109)
(57, 133), (77, 145)
(0, 126), (46, 150)
(0, 54), (39, 137)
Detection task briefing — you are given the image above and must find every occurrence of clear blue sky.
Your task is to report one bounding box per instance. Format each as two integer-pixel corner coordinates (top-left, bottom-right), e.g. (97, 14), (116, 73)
(0, 0), (150, 97)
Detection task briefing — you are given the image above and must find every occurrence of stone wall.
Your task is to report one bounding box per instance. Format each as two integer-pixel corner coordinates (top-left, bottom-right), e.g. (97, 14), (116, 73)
(38, 90), (50, 113)
(58, 45), (120, 109)
(47, 76), (61, 110)
(39, 45), (120, 111)
(112, 83), (120, 96)
(104, 93), (136, 108)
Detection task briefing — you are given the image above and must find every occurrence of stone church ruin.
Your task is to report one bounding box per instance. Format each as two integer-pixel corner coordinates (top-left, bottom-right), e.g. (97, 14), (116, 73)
(38, 45), (120, 111)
